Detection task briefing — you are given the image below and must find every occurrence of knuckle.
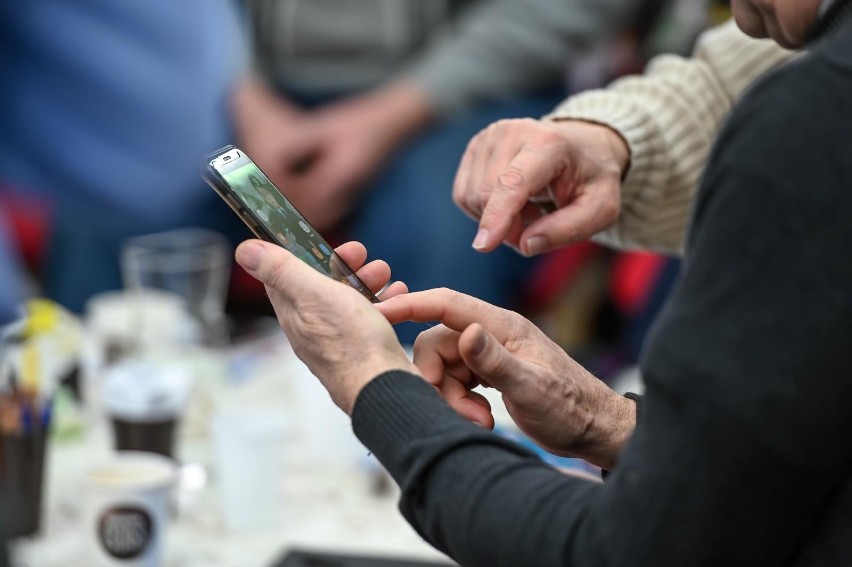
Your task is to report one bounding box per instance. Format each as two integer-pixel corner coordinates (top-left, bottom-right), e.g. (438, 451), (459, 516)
(484, 346), (509, 377)
(264, 256), (290, 290)
(436, 287), (466, 311)
(435, 287), (457, 307)
(485, 121), (505, 135)
(496, 167), (527, 193)
(478, 191), (490, 211)
(463, 137), (479, 158)
(509, 118), (534, 131)
(537, 130), (564, 147)
(600, 195), (621, 224)
(555, 226), (581, 246)
(444, 288), (464, 306)
(413, 327), (437, 353)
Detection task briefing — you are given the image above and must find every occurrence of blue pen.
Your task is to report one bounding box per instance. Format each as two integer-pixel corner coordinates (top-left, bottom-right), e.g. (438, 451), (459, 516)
(21, 402), (33, 434)
(40, 400), (52, 430)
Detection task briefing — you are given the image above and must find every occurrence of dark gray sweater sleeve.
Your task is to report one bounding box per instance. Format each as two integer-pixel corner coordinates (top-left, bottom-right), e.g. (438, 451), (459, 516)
(404, 0), (639, 115)
(354, 33), (852, 567)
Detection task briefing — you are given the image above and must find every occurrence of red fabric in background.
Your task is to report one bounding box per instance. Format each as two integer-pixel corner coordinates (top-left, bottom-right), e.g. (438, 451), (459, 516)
(0, 189), (52, 270)
(521, 241), (601, 312)
(610, 252), (666, 315)
(520, 243), (666, 316)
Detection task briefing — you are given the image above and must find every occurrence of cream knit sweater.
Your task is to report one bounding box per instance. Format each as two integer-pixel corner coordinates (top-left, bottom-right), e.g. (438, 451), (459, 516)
(546, 20), (795, 255)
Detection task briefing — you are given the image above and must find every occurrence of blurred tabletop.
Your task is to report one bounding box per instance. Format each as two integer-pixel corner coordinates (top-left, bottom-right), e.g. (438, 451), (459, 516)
(10, 329), (450, 567)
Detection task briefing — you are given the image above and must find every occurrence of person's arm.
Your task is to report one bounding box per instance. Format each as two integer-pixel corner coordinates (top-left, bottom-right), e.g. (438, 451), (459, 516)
(354, 47), (852, 566)
(403, 0), (639, 117)
(0, 211), (27, 324)
(547, 20), (794, 253)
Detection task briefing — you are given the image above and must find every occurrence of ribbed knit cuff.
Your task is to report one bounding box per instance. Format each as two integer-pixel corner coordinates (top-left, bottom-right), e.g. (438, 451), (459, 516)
(546, 90), (668, 207)
(545, 91), (671, 251)
(624, 392), (644, 424)
(352, 370), (481, 479)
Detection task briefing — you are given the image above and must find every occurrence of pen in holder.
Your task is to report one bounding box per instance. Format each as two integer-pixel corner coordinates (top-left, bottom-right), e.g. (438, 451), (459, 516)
(0, 398), (50, 538)
(0, 301), (71, 538)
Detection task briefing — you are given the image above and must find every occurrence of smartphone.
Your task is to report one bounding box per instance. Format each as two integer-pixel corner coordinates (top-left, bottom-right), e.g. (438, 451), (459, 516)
(202, 145), (378, 303)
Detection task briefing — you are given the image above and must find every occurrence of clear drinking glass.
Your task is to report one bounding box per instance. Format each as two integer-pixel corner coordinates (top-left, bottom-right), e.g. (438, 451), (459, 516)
(121, 229), (231, 347)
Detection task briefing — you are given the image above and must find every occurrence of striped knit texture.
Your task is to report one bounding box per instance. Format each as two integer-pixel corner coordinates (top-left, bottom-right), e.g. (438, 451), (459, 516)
(545, 20), (795, 255)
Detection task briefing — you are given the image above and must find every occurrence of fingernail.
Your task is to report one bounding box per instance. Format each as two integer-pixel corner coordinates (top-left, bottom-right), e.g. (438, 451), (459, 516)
(470, 331), (487, 358)
(473, 420), (486, 428)
(524, 236), (546, 256)
(237, 241), (265, 271)
(472, 229), (489, 250)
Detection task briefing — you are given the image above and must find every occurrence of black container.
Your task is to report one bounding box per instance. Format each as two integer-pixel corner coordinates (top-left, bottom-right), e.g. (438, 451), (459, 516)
(0, 430), (48, 538)
(111, 416), (177, 459)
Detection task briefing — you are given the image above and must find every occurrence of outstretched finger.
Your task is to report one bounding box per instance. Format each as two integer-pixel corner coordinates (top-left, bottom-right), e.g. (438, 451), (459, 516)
(377, 281), (409, 301)
(474, 146), (562, 253)
(376, 288), (516, 342)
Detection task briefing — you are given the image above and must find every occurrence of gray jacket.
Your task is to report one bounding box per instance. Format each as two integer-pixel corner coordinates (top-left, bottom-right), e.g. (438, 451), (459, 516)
(247, 0), (640, 115)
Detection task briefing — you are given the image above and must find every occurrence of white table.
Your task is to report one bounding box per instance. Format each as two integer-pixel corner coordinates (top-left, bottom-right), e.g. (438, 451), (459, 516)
(11, 333), (451, 567)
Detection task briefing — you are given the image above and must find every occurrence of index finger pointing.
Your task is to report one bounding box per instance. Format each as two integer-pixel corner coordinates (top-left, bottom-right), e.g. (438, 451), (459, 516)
(375, 288), (516, 342)
(474, 146), (563, 252)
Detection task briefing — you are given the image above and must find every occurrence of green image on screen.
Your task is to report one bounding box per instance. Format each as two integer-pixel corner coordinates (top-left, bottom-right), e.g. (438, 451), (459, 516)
(221, 163), (373, 299)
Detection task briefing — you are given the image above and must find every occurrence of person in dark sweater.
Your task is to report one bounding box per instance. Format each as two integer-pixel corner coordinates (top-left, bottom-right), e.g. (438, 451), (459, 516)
(234, 0), (852, 565)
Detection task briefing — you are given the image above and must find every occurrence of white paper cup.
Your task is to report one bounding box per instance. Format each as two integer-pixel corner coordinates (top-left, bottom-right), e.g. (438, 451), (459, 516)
(211, 409), (288, 532)
(83, 452), (178, 567)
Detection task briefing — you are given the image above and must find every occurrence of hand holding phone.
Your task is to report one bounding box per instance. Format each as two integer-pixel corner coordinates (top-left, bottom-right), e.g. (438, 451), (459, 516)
(202, 145), (379, 302)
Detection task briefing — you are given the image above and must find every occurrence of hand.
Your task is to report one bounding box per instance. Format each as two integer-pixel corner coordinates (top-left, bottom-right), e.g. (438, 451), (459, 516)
(231, 76), (323, 196)
(376, 288), (636, 470)
(454, 118), (630, 256)
(236, 239), (415, 414)
(333, 240), (410, 301)
(280, 81), (433, 231)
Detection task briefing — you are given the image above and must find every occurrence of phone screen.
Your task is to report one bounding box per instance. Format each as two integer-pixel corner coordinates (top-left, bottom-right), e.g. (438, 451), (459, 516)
(207, 148), (378, 302)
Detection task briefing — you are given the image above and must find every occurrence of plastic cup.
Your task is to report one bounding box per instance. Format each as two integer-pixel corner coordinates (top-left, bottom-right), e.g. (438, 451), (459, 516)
(211, 409), (288, 532)
(103, 358), (193, 461)
(121, 229), (231, 347)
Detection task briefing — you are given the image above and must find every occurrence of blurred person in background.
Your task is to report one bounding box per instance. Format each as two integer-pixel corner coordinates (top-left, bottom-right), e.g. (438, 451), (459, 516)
(0, 214), (27, 325)
(0, 1), (244, 314)
(232, 0), (852, 564)
(235, 0), (648, 342)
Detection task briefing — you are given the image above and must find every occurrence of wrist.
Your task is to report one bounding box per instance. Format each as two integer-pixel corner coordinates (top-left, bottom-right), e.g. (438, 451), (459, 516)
(577, 390), (637, 470)
(553, 119), (631, 179)
(340, 353), (420, 415)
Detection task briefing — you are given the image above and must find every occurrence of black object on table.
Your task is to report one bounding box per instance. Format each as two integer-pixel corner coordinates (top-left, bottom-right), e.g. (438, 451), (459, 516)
(272, 549), (456, 567)
(0, 430), (48, 537)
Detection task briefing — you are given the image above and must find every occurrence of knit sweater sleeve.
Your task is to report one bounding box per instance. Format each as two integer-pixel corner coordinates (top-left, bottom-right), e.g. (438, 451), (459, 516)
(351, 29), (852, 566)
(545, 19), (794, 255)
(403, 0), (637, 117)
